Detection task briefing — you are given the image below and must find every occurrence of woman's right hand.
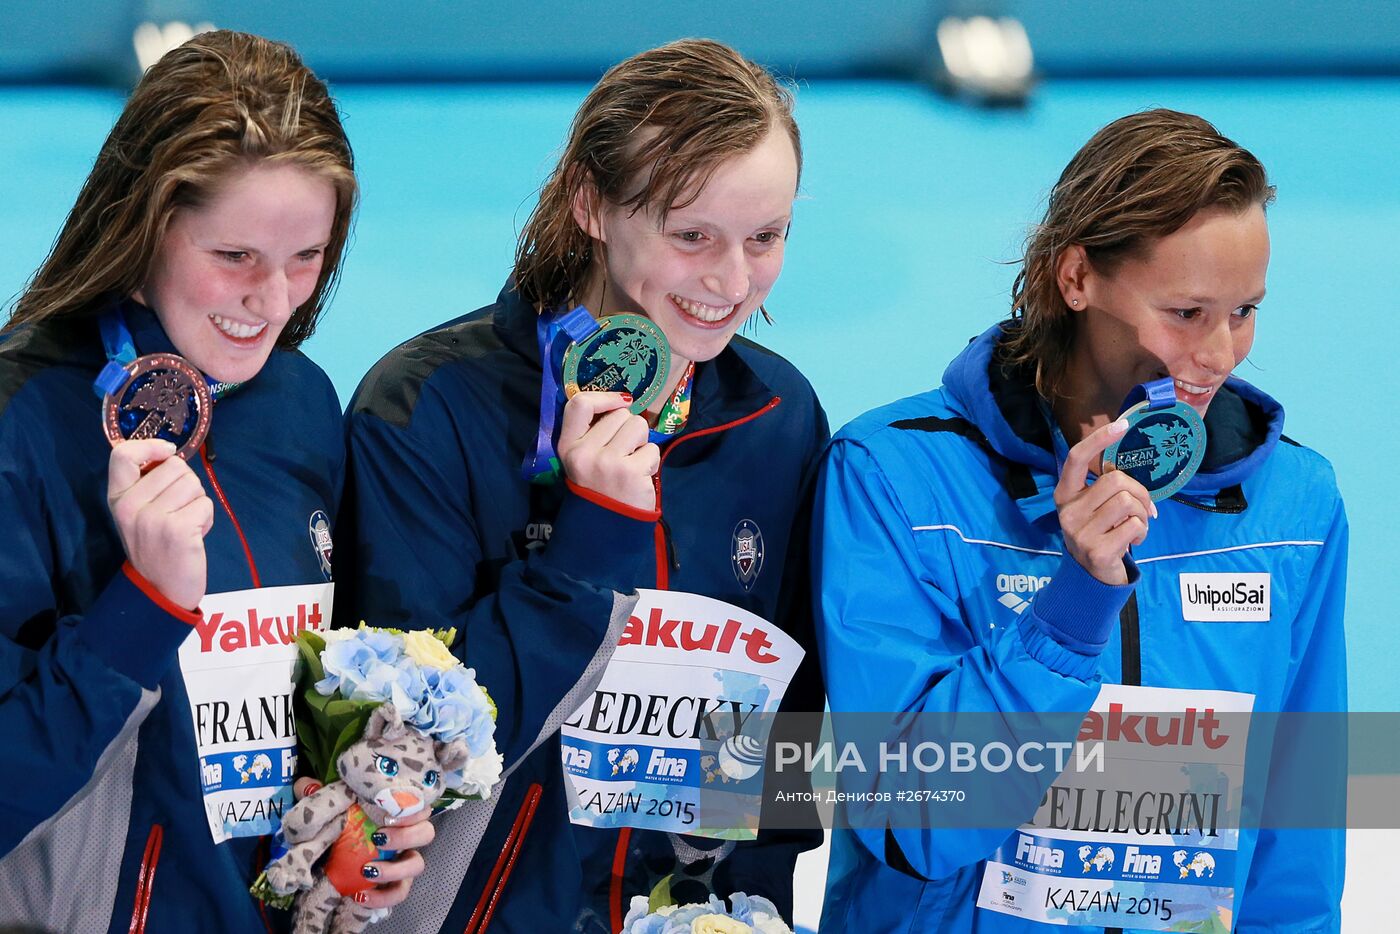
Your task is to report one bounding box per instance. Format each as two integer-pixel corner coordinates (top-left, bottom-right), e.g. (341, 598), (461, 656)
(557, 391), (660, 512)
(1054, 419), (1156, 586)
(107, 439), (214, 610)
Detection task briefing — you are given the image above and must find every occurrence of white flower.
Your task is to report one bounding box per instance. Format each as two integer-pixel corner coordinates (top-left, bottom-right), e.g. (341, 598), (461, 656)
(319, 628), (357, 645)
(402, 629), (458, 670)
(453, 748), (504, 798)
(690, 915), (753, 934)
(751, 915), (793, 934)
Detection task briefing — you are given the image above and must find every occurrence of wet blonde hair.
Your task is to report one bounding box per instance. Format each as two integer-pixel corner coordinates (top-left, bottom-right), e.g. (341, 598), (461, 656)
(1004, 108), (1273, 399)
(7, 29), (356, 347)
(513, 38), (800, 311)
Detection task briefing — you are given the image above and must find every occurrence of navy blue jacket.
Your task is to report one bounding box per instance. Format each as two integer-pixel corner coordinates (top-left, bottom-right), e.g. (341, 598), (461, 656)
(0, 302), (344, 933)
(342, 284), (828, 933)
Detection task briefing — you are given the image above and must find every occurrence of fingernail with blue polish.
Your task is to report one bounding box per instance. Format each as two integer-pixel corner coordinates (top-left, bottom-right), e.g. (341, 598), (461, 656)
(371, 832), (388, 847)
(362, 864), (380, 880)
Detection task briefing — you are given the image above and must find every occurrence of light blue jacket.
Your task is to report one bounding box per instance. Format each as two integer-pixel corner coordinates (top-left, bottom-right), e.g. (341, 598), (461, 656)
(814, 323), (1346, 933)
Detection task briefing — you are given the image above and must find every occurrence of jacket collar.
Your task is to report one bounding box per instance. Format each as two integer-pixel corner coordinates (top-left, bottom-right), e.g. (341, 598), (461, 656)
(945, 321), (1284, 521)
(118, 298), (180, 358)
(490, 280), (777, 435)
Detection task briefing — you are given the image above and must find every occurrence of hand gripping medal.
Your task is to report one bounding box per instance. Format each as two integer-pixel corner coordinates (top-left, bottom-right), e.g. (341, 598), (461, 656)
(561, 313), (670, 415)
(524, 306), (673, 483)
(1103, 377), (1207, 502)
(99, 353), (212, 460)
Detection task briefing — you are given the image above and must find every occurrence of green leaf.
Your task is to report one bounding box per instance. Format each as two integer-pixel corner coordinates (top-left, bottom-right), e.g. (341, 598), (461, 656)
(296, 631), (327, 684)
(248, 870), (297, 910)
(647, 874), (674, 914)
(293, 713), (330, 782)
(324, 713), (374, 783)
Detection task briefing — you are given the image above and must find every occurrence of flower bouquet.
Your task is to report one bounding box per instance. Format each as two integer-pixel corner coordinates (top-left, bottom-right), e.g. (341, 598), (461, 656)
(251, 625), (502, 934)
(622, 878), (794, 934)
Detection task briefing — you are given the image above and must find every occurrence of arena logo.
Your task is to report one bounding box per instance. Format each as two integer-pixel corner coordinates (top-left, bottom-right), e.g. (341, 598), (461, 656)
(994, 571), (1052, 615)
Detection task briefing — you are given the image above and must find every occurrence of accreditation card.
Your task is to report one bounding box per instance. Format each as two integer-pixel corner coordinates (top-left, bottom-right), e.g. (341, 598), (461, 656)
(560, 589), (804, 840)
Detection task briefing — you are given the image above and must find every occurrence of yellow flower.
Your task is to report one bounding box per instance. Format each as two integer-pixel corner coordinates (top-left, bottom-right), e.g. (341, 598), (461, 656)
(402, 629), (458, 670)
(690, 916), (753, 934)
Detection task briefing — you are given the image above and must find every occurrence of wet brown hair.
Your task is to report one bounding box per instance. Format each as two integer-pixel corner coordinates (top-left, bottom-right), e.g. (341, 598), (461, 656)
(6, 29), (356, 347)
(1003, 108), (1274, 399)
(513, 38), (800, 311)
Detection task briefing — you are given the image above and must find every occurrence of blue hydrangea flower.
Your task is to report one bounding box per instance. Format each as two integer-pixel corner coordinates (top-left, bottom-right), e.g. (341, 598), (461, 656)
(316, 634), (379, 697)
(413, 665), (496, 754)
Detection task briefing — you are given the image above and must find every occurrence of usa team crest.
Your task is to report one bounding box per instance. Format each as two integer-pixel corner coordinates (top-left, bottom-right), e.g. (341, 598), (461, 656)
(731, 519), (764, 592)
(308, 510), (333, 581)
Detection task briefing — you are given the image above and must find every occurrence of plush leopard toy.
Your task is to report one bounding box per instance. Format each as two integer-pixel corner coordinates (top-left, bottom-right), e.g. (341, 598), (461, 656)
(264, 703), (470, 934)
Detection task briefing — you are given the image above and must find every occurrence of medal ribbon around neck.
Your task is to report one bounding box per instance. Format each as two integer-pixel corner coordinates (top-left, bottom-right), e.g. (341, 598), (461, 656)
(648, 360), (694, 442)
(93, 307), (239, 460)
(1103, 376), (1208, 502)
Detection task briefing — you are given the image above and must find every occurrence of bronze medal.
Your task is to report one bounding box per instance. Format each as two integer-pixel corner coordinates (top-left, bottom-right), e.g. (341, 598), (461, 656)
(102, 353), (212, 460)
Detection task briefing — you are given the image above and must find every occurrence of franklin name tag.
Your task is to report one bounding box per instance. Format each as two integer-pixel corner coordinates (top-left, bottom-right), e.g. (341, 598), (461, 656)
(1179, 573), (1270, 622)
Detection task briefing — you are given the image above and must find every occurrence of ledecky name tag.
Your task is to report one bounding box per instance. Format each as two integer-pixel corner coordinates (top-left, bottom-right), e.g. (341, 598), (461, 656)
(1179, 573), (1270, 622)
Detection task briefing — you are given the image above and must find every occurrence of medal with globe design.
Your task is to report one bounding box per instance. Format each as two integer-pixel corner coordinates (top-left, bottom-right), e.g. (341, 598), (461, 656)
(102, 353), (212, 461)
(1103, 377), (1207, 502)
(562, 313), (670, 415)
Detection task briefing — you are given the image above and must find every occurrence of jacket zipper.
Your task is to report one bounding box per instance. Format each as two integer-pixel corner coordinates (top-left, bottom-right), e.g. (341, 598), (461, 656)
(465, 782), (543, 934)
(1103, 590), (1141, 934)
(127, 823), (163, 934)
(1172, 484), (1247, 515)
(199, 439), (262, 587)
(649, 396), (781, 589)
(613, 395), (781, 932)
(1119, 591), (1141, 688)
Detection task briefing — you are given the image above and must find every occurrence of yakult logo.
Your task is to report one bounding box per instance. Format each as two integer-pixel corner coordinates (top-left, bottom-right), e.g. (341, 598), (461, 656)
(193, 602), (325, 653)
(1179, 573), (1270, 622)
(619, 607), (779, 663)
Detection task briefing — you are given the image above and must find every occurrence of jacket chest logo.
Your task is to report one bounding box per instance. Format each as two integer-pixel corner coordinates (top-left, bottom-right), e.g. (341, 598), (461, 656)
(1179, 573), (1270, 622)
(993, 571), (1052, 617)
(308, 510), (333, 582)
(731, 519), (764, 592)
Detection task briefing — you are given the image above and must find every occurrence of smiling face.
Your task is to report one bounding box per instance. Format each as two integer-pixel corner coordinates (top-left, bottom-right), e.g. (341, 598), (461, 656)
(135, 162), (337, 384)
(575, 126), (799, 380)
(1060, 203), (1269, 427)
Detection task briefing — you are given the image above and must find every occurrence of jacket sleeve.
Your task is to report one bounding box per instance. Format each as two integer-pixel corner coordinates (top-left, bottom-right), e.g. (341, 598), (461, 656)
(812, 436), (1134, 881)
(340, 379), (654, 768)
(0, 443), (200, 856)
(1237, 497), (1348, 933)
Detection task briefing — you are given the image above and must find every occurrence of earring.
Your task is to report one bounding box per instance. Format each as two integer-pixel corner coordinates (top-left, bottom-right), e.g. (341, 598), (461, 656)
(1071, 299), (1080, 307)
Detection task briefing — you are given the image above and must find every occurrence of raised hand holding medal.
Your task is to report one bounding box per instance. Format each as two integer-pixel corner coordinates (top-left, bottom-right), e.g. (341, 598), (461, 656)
(96, 308), (217, 610)
(524, 304), (672, 511)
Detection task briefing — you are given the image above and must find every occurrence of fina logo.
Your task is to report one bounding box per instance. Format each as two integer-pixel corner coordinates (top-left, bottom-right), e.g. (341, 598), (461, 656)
(606, 747), (639, 776)
(1078, 845), (1115, 873)
(307, 510), (333, 582)
(1173, 850), (1216, 879)
(232, 753), (273, 784)
(731, 519), (764, 592)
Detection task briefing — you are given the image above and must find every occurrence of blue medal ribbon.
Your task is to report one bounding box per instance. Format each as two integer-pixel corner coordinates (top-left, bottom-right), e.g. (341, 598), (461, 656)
(93, 306), (242, 402)
(522, 305), (600, 483)
(1118, 376), (1177, 415)
(1106, 376), (1208, 502)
